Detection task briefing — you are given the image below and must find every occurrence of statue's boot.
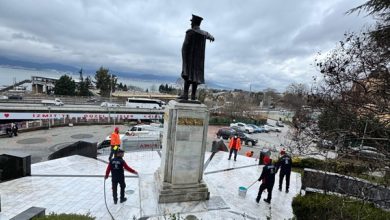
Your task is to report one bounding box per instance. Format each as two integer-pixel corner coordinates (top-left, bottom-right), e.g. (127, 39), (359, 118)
(178, 81), (190, 100)
(178, 93), (188, 100)
(191, 83), (198, 100)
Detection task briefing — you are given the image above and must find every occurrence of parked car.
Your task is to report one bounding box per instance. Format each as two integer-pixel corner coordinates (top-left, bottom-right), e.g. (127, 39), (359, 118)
(100, 102), (120, 107)
(236, 132), (258, 146)
(248, 124), (266, 133)
(350, 146), (386, 159)
(276, 121), (284, 127)
(216, 127), (236, 139)
(229, 122), (254, 133)
(126, 124), (163, 135)
(87, 97), (98, 103)
(264, 124), (281, 132)
(98, 132), (161, 150)
(8, 95), (22, 100)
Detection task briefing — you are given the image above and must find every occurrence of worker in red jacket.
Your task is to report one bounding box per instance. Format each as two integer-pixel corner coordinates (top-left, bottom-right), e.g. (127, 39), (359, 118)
(105, 149), (138, 204)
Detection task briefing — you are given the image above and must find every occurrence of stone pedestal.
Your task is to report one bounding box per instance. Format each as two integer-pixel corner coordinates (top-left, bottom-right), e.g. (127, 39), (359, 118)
(156, 100), (210, 203)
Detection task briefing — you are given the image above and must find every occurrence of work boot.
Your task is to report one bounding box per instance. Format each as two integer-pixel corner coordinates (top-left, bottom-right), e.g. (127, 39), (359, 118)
(278, 187), (282, 191)
(120, 197), (127, 203)
(263, 199), (270, 204)
(255, 198), (260, 203)
(286, 189), (289, 193)
(114, 199), (118, 204)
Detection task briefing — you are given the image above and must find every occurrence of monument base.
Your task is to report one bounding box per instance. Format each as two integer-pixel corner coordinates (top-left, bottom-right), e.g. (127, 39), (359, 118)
(155, 171), (210, 203)
(157, 100), (210, 203)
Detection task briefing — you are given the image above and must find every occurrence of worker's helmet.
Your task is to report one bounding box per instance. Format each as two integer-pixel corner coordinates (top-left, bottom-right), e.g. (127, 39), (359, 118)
(280, 149), (286, 155)
(263, 156), (271, 165)
(114, 127), (119, 133)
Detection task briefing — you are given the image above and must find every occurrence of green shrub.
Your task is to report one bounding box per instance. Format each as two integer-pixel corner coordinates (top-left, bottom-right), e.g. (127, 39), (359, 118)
(208, 115), (267, 125)
(209, 116), (231, 125)
(292, 158), (322, 169)
(292, 194), (390, 220)
(292, 158), (369, 175)
(33, 213), (95, 220)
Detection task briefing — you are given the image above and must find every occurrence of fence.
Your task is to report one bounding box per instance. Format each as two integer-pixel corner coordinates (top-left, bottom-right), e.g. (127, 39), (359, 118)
(0, 116), (144, 136)
(302, 168), (390, 210)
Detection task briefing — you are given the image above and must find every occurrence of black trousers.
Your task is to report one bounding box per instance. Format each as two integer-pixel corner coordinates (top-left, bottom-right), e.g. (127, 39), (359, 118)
(112, 178), (126, 201)
(257, 183), (274, 202)
(228, 148), (238, 160)
(279, 170), (291, 190)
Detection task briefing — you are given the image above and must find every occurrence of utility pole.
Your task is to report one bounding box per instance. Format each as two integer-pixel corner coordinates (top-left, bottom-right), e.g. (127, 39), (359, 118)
(360, 119), (368, 149)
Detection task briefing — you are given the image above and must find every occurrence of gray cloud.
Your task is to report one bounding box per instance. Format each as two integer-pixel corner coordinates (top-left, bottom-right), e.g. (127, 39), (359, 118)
(0, 0), (372, 91)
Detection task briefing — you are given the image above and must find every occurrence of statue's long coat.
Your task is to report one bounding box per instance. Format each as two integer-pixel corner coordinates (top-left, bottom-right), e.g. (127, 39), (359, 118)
(181, 27), (212, 84)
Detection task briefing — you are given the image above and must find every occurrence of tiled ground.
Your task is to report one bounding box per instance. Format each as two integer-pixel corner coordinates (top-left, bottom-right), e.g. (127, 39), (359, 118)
(0, 151), (301, 220)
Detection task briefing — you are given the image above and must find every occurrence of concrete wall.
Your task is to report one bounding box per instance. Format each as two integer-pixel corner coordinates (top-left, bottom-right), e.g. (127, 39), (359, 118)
(48, 141), (97, 160)
(302, 168), (390, 210)
(0, 153), (31, 182)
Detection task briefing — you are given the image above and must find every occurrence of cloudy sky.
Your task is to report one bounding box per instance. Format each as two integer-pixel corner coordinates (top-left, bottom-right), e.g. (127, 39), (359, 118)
(0, 0), (372, 91)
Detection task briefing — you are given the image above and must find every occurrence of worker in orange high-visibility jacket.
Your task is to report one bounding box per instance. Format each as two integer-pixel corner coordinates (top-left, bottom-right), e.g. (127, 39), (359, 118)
(228, 134), (241, 161)
(109, 127), (121, 161)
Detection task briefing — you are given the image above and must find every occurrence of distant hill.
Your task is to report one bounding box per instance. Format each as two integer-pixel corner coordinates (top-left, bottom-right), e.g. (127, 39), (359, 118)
(0, 56), (226, 89)
(0, 56), (79, 72)
(0, 56), (175, 81)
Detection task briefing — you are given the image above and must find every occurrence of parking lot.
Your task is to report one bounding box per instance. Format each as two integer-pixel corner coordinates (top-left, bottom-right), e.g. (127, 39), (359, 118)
(208, 119), (292, 160)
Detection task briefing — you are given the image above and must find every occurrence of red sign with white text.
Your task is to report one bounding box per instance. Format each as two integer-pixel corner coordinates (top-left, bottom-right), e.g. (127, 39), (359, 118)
(0, 112), (162, 120)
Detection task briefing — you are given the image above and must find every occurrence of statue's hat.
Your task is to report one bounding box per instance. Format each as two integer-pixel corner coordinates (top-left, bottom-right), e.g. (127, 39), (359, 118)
(191, 14), (203, 25)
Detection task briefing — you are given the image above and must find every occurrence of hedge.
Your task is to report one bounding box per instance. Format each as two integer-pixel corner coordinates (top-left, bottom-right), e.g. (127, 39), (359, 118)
(33, 213), (95, 220)
(292, 194), (390, 220)
(209, 116), (267, 126)
(292, 157), (369, 175)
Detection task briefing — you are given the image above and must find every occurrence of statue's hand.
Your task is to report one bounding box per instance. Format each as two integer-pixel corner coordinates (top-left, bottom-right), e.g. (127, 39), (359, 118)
(209, 36), (215, 42)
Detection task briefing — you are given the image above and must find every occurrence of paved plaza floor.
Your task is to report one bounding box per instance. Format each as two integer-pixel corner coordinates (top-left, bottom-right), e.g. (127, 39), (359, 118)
(0, 150), (301, 220)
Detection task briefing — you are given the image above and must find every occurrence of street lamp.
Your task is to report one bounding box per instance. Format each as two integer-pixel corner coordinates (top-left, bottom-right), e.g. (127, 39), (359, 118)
(48, 106), (51, 129)
(109, 74), (117, 103)
(109, 74), (117, 125)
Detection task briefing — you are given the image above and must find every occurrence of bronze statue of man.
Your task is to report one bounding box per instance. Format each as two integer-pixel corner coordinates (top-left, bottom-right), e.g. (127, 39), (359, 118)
(178, 14), (214, 101)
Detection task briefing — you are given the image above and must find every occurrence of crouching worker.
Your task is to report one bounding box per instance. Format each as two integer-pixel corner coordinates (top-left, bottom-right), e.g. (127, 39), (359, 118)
(105, 149), (138, 204)
(256, 156), (276, 204)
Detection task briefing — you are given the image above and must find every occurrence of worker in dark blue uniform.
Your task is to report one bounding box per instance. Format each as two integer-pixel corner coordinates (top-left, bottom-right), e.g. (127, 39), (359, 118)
(256, 156), (276, 203)
(276, 149), (292, 193)
(105, 149), (138, 204)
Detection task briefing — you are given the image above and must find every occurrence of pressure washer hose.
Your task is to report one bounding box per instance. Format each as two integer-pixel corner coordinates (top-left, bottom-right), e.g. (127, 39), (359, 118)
(104, 178), (115, 220)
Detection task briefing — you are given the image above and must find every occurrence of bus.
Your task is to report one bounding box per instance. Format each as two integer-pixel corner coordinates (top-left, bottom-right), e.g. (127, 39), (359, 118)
(125, 98), (165, 109)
